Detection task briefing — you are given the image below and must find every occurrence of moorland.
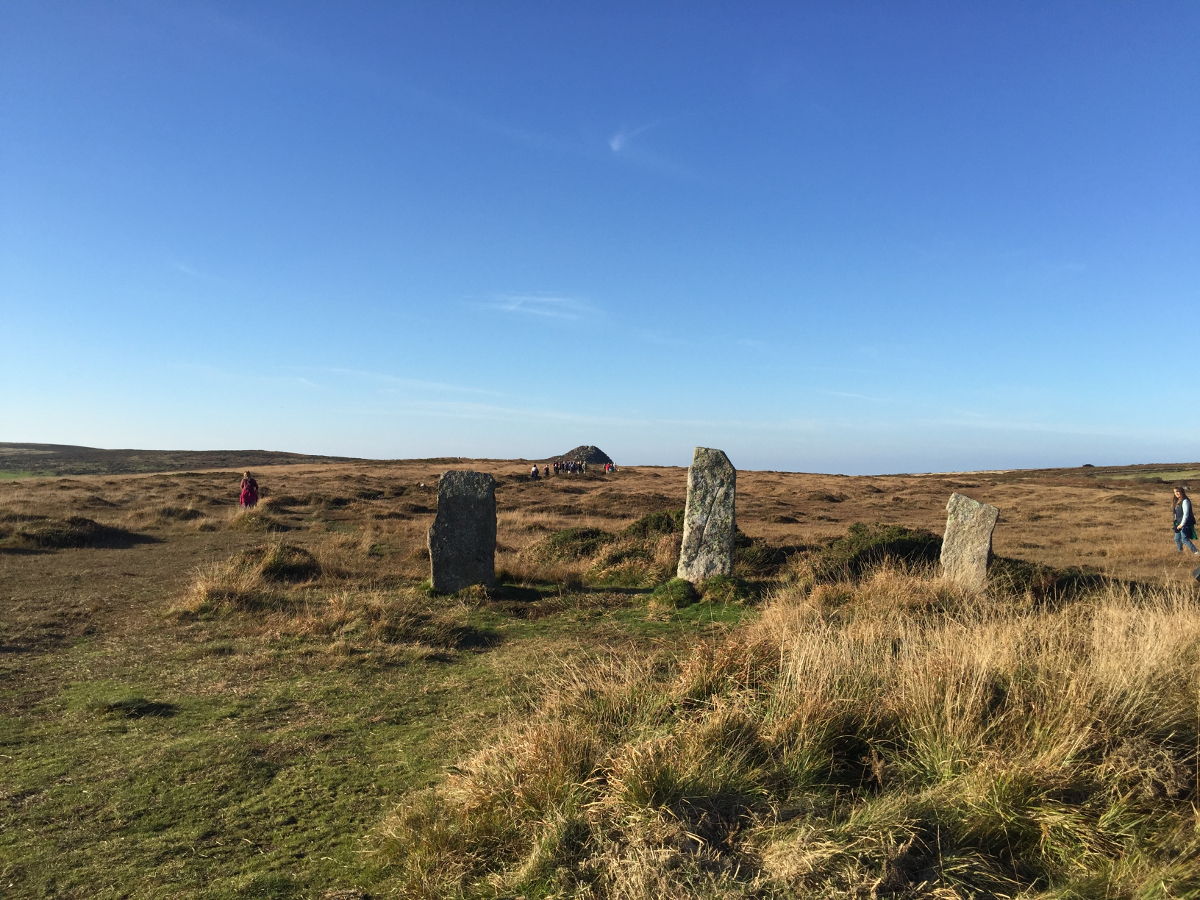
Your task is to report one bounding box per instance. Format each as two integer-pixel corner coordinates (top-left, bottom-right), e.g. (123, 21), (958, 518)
(2, 452), (1199, 899)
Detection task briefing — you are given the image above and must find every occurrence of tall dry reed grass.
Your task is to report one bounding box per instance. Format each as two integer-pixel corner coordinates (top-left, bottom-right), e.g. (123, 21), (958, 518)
(379, 569), (1200, 898)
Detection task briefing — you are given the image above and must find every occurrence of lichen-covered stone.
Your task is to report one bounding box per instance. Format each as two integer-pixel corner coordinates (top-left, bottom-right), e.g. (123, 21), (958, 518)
(428, 471), (496, 593)
(940, 492), (999, 591)
(676, 447), (736, 583)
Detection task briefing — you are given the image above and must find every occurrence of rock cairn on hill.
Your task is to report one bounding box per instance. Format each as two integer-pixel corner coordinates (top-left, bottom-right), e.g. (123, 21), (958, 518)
(555, 445), (613, 466)
(677, 447), (736, 583)
(428, 471), (496, 593)
(940, 492), (999, 591)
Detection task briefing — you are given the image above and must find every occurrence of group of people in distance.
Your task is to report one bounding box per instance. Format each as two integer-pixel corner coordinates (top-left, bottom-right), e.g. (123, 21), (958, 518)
(528, 459), (618, 480)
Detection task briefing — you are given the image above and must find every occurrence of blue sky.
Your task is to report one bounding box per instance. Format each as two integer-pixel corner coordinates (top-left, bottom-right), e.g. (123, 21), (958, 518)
(2, 2), (1197, 473)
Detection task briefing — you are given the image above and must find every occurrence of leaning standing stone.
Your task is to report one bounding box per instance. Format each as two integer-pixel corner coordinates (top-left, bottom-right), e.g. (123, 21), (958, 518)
(677, 447), (736, 583)
(428, 471), (497, 593)
(940, 492), (999, 591)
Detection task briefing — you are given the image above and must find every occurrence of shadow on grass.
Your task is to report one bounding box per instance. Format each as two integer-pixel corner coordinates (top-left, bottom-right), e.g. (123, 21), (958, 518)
(989, 556), (1145, 604)
(101, 697), (179, 719)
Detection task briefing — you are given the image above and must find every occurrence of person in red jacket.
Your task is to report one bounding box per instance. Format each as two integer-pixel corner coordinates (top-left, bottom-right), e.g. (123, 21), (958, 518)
(239, 471), (259, 509)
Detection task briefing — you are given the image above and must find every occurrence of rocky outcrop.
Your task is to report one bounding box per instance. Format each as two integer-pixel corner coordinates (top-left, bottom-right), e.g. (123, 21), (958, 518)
(554, 446), (613, 466)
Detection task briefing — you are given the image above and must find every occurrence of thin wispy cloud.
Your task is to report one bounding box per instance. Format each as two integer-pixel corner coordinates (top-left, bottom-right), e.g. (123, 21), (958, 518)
(816, 389), (888, 403)
(483, 293), (596, 321)
(347, 397), (822, 435)
(609, 121), (661, 153)
(313, 367), (504, 397)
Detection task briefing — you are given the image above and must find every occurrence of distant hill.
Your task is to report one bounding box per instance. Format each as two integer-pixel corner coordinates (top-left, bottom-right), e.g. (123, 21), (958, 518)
(553, 445), (614, 466)
(0, 443), (360, 477)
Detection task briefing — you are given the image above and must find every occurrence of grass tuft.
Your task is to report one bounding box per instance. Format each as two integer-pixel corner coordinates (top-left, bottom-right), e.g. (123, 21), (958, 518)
(8, 515), (144, 549)
(649, 577), (700, 608)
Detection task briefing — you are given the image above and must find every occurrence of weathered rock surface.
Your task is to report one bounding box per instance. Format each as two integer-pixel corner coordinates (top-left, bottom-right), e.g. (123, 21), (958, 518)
(677, 447), (736, 583)
(428, 471), (497, 593)
(940, 492), (999, 591)
(555, 445), (613, 466)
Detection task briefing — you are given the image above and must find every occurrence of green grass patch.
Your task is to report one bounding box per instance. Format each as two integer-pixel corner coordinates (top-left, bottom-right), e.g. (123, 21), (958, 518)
(1099, 469), (1200, 482)
(649, 576), (700, 608)
(1, 566), (756, 899)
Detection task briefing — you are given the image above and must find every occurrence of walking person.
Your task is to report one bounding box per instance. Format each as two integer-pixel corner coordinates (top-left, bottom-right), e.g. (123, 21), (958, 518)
(239, 471), (259, 509)
(1173, 487), (1198, 554)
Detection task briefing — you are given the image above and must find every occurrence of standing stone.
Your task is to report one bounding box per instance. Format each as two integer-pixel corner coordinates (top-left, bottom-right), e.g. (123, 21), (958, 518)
(677, 447), (736, 583)
(940, 492), (999, 591)
(428, 471), (497, 593)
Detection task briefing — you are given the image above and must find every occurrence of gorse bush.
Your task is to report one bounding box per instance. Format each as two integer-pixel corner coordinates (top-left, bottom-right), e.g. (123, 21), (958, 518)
(786, 522), (942, 587)
(379, 570), (1200, 899)
(620, 508), (684, 540)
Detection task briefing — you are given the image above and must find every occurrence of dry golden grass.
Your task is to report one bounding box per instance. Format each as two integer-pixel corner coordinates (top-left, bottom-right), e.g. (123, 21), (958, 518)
(4, 457), (1200, 899)
(3, 457), (1197, 591)
(380, 570), (1200, 898)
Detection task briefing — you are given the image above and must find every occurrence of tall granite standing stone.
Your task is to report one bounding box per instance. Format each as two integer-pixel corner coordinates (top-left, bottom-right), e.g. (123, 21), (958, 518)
(676, 447), (736, 583)
(940, 492), (1000, 591)
(428, 471), (497, 593)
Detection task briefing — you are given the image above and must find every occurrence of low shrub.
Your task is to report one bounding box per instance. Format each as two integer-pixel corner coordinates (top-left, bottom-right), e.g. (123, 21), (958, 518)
(795, 522), (941, 585)
(535, 526), (615, 562)
(620, 509), (684, 539)
(519, 516), (687, 588)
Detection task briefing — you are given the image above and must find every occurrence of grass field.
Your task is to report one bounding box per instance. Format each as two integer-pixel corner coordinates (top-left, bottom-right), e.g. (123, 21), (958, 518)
(2, 458), (1199, 898)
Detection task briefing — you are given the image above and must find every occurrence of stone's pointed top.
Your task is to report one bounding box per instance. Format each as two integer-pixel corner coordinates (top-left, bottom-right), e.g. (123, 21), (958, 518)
(692, 447), (734, 472)
(947, 491), (989, 515)
(555, 445), (612, 465)
(437, 470), (496, 496)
